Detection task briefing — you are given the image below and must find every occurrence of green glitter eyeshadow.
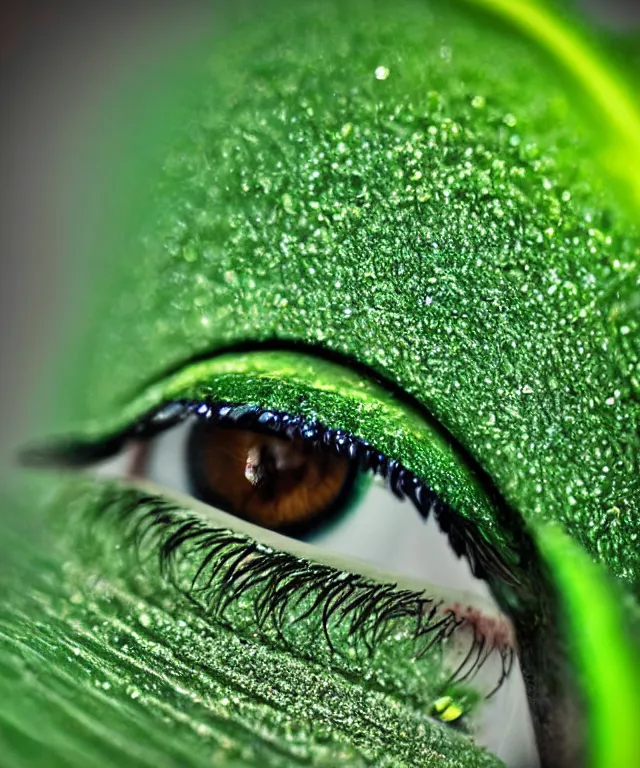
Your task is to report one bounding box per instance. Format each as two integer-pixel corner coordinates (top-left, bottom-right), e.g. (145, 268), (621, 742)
(43, 0), (640, 590)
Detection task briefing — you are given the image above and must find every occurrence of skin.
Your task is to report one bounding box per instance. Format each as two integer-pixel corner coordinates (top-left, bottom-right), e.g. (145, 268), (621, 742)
(1, 0), (639, 766)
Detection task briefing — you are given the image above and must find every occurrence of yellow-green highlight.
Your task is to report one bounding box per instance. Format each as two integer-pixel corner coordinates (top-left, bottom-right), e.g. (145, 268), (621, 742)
(464, 0), (640, 210)
(537, 524), (640, 768)
(432, 696), (465, 724)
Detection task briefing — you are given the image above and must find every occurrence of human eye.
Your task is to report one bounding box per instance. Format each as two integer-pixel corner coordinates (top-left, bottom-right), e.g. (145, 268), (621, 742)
(27, 349), (539, 767)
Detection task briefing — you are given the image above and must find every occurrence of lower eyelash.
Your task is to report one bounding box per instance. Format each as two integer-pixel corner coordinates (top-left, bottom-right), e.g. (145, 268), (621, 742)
(89, 482), (514, 697)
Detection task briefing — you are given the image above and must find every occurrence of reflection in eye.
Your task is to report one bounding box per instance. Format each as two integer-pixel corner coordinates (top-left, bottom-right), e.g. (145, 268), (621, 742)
(92, 400), (540, 767)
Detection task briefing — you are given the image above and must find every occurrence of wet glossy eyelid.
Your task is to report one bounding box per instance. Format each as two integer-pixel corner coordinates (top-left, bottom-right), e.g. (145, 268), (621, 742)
(24, 349), (521, 567)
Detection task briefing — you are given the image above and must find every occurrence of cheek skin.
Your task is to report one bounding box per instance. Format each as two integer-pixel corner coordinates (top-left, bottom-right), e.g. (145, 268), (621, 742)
(4, 0), (640, 766)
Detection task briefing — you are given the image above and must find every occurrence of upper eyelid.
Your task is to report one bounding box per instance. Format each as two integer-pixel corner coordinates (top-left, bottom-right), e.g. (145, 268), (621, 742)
(21, 348), (524, 569)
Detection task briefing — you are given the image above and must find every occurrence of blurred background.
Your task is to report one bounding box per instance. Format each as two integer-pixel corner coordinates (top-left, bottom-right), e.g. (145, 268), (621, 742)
(0, 0), (638, 469)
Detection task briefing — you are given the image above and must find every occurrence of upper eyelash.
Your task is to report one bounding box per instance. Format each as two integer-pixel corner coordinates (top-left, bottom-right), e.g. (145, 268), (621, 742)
(26, 399), (519, 585)
(89, 483), (515, 699)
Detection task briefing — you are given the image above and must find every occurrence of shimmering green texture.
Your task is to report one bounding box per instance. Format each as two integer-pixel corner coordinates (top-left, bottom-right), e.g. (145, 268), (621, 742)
(2, 1), (640, 767)
(54, 0), (640, 587)
(0, 483), (501, 768)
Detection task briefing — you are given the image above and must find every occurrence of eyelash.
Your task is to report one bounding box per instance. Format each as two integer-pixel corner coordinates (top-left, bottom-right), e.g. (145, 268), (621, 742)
(38, 399), (518, 586)
(91, 483), (515, 698)
(35, 398), (519, 696)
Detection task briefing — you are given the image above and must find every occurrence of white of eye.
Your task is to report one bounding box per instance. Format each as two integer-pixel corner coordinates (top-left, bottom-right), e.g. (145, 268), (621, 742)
(95, 415), (540, 768)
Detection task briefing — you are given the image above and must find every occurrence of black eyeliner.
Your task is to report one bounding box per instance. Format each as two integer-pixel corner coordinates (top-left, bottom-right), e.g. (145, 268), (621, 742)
(21, 399), (519, 586)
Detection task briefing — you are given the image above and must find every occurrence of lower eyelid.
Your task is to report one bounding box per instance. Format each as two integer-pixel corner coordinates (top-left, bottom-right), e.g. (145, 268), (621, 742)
(88, 480), (516, 667)
(118, 470), (502, 636)
(88, 480), (538, 756)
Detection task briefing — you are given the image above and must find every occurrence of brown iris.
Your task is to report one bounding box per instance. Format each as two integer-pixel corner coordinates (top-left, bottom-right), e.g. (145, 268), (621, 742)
(187, 422), (356, 533)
